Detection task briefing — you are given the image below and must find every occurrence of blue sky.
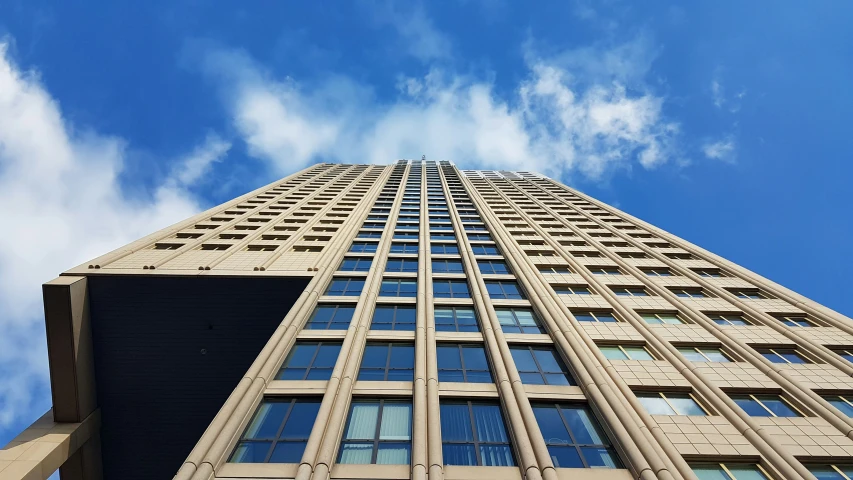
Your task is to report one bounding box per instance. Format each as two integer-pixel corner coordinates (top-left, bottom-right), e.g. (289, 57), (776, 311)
(1, 0), (852, 456)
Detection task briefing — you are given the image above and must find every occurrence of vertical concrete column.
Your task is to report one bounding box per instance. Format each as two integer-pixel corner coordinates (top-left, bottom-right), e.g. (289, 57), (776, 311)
(459, 177), (678, 480)
(305, 164), (412, 480)
(498, 179), (810, 480)
(423, 163), (445, 480)
(44, 276), (96, 424)
(437, 167), (548, 480)
(177, 166), (392, 480)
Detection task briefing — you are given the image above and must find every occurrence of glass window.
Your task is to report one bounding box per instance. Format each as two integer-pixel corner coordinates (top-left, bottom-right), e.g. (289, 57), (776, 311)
(670, 288), (707, 298)
(532, 403), (621, 468)
(600, 345), (655, 361)
(437, 345), (493, 383)
(432, 259), (464, 273)
(642, 312), (684, 325)
(394, 232), (418, 240)
(390, 243), (418, 254)
(677, 346), (732, 362)
(230, 398), (322, 463)
(396, 223), (419, 230)
(379, 279), (418, 297)
(573, 311), (618, 323)
(339, 400), (412, 465)
(358, 231), (382, 239)
(349, 242), (378, 253)
(554, 285), (591, 295)
(277, 342), (341, 381)
(431, 233), (456, 241)
(612, 287), (649, 297)
(471, 245), (500, 255)
(692, 464), (770, 480)
(509, 346), (575, 385)
(358, 343), (415, 381)
(692, 268), (723, 277)
(636, 392), (708, 416)
(822, 395), (853, 417)
(435, 307), (479, 332)
(486, 281), (525, 300)
(468, 233), (492, 241)
(730, 394), (803, 417)
(588, 267), (621, 275)
(834, 348), (853, 363)
(757, 348), (811, 364)
(707, 314), (750, 326)
(539, 266), (573, 274)
(776, 315), (814, 327)
(496, 308), (545, 334)
(642, 268), (672, 277)
(478, 260), (511, 275)
(440, 401), (515, 466)
(808, 465), (853, 480)
(371, 305), (416, 331)
(385, 258), (418, 273)
(431, 243), (460, 255)
(326, 278), (365, 296)
(433, 280), (471, 298)
(339, 258), (372, 272)
(728, 289), (767, 300)
(305, 304), (355, 330)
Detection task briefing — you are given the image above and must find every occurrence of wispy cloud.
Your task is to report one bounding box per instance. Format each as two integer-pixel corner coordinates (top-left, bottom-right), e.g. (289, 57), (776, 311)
(199, 34), (680, 181)
(702, 135), (737, 162)
(710, 71), (746, 113)
(368, 1), (453, 62)
(0, 42), (219, 431)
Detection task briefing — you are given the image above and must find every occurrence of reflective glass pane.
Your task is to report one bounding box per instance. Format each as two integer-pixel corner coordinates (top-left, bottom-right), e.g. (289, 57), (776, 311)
(533, 406), (570, 444)
(724, 466), (769, 480)
(667, 396), (707, 416)
(691, 466), (730, 480)
(437, 346), (462, 369)
(231, 441), (273, 462)
(245, 402), (289, 439)
(581, 447), (620, 468)
(376, 443), (411, 464)
(443, 444), (477, 466)
(462, 346), (489, 370)
(548, 446), (583, 468)
(269, 441), (306, 463)
(281, 401), (321, 439)
(636, 395), (677, 415)
(344, 403), (379, 439)
(472, 404), (509, 443)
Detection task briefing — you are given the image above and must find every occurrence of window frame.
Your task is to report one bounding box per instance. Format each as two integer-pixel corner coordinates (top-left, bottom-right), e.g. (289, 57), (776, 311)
(371, 305), (417, 331)
(677, 346), (734, 362)
(338, 399), (412, 465)
(379, 279), (418, 297)
(532, 403), (622, 469)
(229, 397), (321, 463)
(357, 343), (415, 381)
(510, 345), (575, 386)
(326, 278), (365, 296)
(439, 401), (516, 467)
(485, 280), (526, 300)
(305, 304), (355, 330)
(599, 344), (657, 361)
(635, 391), (711, 416)
(436, 344), (493, 383)
(730, 394), (806, 417)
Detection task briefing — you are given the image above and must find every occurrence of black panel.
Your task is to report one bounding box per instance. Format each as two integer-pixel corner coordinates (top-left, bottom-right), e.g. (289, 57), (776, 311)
(88, 275), (310, 480)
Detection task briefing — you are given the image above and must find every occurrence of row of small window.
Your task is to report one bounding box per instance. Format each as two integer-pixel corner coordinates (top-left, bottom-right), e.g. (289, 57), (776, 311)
(357, 232), (494, 242)
(339, 257), (511, 274)
(601, 343), (825, 366)
(277, 341), (572, 385)
(540, 265), (726, 278)
(325, 278), (525, 299)
(581, 309), (819, 329)
(231, 398), (618, 469)
(552, 283), (773, 300)
(306, 305), (542, 333)
(348, 242), (499, 256)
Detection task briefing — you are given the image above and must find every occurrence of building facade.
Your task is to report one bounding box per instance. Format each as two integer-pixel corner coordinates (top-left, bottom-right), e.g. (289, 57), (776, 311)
(5, 160), (853, 480)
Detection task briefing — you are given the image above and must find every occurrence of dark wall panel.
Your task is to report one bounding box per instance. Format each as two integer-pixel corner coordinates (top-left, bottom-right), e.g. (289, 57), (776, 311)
(88, 275), (309, 480)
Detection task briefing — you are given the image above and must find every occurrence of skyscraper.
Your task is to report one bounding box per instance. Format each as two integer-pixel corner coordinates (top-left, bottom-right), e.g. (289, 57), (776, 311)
(6, 160), (853, 480)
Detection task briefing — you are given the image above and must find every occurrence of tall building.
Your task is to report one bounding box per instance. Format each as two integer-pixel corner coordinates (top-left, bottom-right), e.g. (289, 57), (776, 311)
(5, 160), (853, 480)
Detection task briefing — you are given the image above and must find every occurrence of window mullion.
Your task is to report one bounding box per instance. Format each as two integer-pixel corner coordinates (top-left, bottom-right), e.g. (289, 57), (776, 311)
(265, 399), (296, 463)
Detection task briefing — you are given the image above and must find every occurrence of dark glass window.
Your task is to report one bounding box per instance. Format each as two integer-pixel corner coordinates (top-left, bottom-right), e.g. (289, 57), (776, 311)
(371, 305), (416, 331)
(433, 280), (470, 298)
(435, 307), (479, 332)
(349, 242), (378, 253)
(478, 260), (511, 274)
(730, 394), (803, 417)
(692, 464), (770, 479)
(509, 346), (575, 385)
(230, 398), (321, 463)
(554, 285), (591, 295)
(432, 259), (464, 273)
(305, 304), (355, 330)
(471, 244), (499, 255)
(358, 343), (415, 381)
(823, 395), (853, 417)
(496, 308), (544, 334)
(532, 404), (620, 468)
(394, 232), (418, 240)
(757, 348), (811, 364)
(386, 258), (418, 273)
(379, 279), (418, 297)
(437, 345), (492, 383)
(339, 258), (372, 272)
(277, 342), (341, 380)
(326, 278), (365, 296)
(357, 231), (382, 239)
(338, 400), (412, 465)
(431, 243), (460, 255)
(485, 281), (525, 300)
(468, 233), (492, 241)
(440, 402), (515, 466)
(390, 243), (419, 254)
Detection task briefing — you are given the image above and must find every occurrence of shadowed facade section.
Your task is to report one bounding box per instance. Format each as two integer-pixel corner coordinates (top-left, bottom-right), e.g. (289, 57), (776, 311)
(87, 275), (309, 480)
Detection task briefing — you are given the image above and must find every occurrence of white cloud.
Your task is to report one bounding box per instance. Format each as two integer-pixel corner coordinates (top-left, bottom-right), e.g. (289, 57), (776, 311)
(702, 136), (737, 162)
(0, 42), (222, 429)
(710, 74), (746, 113)
(203, 36), (679, 181)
